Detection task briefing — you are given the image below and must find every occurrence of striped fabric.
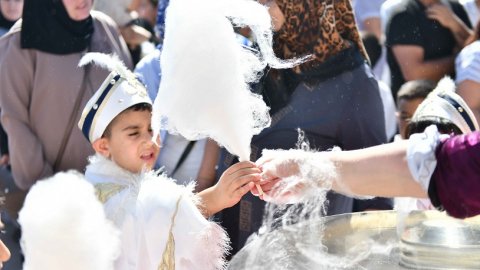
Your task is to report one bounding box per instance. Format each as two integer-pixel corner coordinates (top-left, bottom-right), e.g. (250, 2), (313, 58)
(456, 41), (480, 84)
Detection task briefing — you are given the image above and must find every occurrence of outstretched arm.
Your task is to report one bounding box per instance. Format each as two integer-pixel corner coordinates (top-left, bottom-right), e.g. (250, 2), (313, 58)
(256, 141), (427, 202)
(329, 140), (426, 198)
(257, 128), (480, 218)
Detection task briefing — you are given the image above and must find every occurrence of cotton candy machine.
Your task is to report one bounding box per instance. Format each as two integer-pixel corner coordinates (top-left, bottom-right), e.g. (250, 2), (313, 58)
(228, 210), (480, 270)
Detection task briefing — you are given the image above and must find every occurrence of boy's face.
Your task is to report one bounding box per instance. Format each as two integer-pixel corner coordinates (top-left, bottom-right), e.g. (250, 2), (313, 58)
(397, 98), (425, 139)
(94, 109), (159, 173)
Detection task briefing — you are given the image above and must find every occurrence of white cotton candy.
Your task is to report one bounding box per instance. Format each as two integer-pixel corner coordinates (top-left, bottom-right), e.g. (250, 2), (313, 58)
(219, 0), (309, 70)
(18, 172), (120, 270)
(152, 0), (305, 161)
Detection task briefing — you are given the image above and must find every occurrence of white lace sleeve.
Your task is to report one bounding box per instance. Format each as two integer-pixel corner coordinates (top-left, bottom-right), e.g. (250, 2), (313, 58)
(406, 125), (449, 191)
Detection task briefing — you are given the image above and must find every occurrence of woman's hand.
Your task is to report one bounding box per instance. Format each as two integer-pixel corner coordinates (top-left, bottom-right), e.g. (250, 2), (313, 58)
(254, 149), (336, 204)
(0, 155), (8, 167)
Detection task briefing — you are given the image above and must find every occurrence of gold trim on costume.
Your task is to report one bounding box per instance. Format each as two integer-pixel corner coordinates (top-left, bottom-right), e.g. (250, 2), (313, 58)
(159, 195), (183, 270)
(94, 183), (127, 204)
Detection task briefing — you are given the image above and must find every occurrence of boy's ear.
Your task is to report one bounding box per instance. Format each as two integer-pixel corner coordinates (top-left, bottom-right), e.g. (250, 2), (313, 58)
(92, 138), (110, 158)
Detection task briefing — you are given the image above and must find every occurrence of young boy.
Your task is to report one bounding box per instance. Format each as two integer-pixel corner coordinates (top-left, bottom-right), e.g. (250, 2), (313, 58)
(396, 80), (435, 139)
(406, 77), (479, 138)
(402, 77), (479, 210)
(77, 53), (261, 270)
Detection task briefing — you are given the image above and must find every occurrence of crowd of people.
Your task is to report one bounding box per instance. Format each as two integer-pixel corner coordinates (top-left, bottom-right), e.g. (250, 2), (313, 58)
(0, 0), (479, 269)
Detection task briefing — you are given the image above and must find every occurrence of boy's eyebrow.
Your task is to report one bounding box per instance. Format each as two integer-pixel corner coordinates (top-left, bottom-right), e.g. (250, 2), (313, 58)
(121, 125), (140, 131)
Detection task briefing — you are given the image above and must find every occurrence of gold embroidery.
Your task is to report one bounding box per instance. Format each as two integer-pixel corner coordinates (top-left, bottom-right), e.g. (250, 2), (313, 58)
(94, 183), (127, 204)
(94, 182), (183, 269)
(159, 195), (183, 270)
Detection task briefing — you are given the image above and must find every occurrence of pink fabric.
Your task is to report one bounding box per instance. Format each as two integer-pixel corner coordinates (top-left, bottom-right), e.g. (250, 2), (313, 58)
(432, 132), (480, 218)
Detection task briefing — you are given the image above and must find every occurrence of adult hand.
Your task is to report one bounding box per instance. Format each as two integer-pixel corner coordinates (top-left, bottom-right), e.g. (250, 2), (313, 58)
(426, 4), (460, 30)
(0, 219), (10, 268)
(0, 155), (9, 167)
(0, 239), (9, 269)
(254, 149), (336, 204)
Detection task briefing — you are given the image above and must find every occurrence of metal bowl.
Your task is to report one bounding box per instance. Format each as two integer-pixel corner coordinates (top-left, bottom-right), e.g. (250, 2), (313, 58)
(400, 219), (480, 269)
(229, 210), (480, 270)
(322, 210), (480, 269)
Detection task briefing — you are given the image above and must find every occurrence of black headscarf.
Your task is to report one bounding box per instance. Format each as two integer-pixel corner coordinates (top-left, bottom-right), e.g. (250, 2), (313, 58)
(0, 7), (16, 31)
(21, 0), (94, 55)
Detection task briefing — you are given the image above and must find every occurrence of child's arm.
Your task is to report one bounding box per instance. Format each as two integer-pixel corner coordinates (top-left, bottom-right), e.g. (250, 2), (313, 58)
(197, 161), (261, 217)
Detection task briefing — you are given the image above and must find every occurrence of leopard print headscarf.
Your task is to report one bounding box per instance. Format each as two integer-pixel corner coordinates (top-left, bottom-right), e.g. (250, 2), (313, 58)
(274, 0), (368, 73)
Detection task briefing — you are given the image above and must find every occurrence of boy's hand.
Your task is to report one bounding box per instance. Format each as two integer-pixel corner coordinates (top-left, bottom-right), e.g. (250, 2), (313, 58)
(215, 161), (261, 209)
(198, 161), (261, 217)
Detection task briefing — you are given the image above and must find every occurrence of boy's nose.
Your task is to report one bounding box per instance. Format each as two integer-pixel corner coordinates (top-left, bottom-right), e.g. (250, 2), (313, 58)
(140, 131), (152, 140)
(142, 135), (155, 146)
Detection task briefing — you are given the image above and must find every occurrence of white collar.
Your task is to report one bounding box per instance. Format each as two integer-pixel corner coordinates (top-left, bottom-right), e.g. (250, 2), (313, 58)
(85, 154), (144, 186)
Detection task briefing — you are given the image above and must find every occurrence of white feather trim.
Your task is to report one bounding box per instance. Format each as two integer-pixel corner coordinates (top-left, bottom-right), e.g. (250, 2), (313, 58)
(85, 155), (230, 269)
(195, 221), (231, 270)
(139, 174), (230, 270)
(412, 76), (480, 133)
(78, 52), (135, 81)
(432, 76), (456, 94)
(18, 171), (121, 270)
(85, 154), (142, 227)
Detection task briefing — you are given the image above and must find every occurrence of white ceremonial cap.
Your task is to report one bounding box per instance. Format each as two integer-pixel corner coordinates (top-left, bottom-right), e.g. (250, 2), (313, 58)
(78, 53), (152, 143)
(412, 77), (479, 134)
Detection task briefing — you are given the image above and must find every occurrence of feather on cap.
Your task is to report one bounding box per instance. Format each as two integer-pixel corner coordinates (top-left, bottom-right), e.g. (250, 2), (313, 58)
(412, 76), (479, 134)
(77, 53), (152, 143)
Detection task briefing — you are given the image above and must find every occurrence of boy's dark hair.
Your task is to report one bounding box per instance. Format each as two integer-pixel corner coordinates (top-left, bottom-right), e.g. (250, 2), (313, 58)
(396, 80), (435, 104)
(102, 103), (152, 138)
(406, 117), (462, 139)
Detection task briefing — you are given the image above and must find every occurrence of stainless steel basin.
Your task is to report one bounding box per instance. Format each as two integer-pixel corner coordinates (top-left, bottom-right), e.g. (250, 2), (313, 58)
(400, 218), (480, 269)
(228, 210), (480, 270)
